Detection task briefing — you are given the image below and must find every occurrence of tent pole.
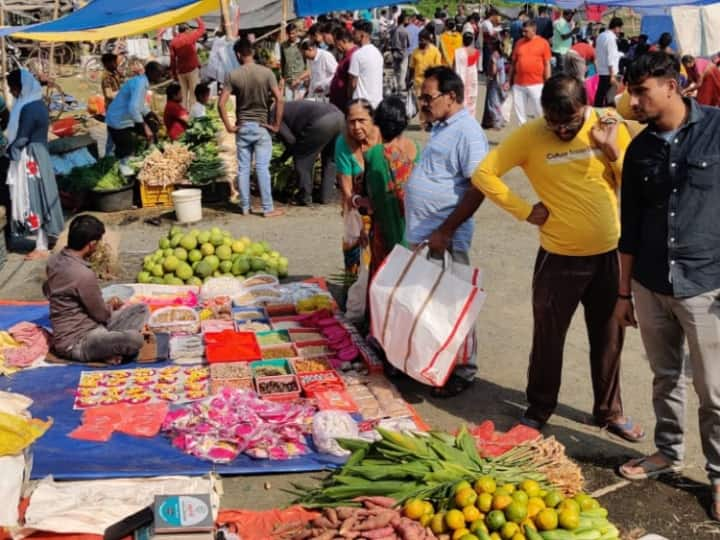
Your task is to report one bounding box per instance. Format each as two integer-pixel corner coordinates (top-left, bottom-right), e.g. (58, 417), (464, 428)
(220, 0), (233, 38)
(0, 0), (7, 104)
(49, 0), (60, 79)
(281, 0), (288, 41)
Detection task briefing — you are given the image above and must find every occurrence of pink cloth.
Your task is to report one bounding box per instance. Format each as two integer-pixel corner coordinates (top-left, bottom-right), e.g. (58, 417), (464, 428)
(585, 74), (600, 105)
(5, 322), (50, 367)
(585, 5), (607, 22)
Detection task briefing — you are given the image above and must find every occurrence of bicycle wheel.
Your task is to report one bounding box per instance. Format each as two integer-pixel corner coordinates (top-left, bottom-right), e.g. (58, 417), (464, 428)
(43, 81), (66, 122)
(25, 48), (49, 80)
(53, 44), (76, 77)
(84, 56), (104, 85)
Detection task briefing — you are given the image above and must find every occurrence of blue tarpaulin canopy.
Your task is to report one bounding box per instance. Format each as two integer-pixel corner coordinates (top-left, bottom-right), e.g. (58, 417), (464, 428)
(0, 0), (219, 41)
(293, 0), (415, 17)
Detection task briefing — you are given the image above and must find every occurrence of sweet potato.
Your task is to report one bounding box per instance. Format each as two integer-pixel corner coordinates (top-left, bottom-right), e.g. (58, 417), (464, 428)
(363, 527), (395, 539)
(326, 508), (339, 526)
(336, 507), (359, 520)
(340, 517), (359, 534)
(355, 512), (396, 531)
(311, 516), (336, 529)
(311, 531), (338, 540)
(355, 496), (397, 508)
(292, 529), (314, 540)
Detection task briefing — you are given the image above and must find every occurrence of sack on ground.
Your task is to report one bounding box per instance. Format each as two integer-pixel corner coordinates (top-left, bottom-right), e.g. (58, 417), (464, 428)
(369, 245), (486, 386)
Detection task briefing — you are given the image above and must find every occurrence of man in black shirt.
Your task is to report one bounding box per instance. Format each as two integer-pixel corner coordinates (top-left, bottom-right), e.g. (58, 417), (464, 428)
(616, 52), (720, 520)
(534, 6), (554, 41)
(273, 99), (344, 206)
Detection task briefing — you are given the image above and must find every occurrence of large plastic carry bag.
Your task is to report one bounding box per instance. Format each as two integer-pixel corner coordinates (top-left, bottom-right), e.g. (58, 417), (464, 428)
(369, 244), (486, 386)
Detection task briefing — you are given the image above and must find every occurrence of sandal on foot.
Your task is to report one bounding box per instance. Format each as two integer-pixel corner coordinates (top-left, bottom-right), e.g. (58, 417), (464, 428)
(603, 416), (646, 443)
(430, 375), (473, 399)
(711, 485), (720, 521)
(618, 453), (682, 480)
(519, 415), (545, 431)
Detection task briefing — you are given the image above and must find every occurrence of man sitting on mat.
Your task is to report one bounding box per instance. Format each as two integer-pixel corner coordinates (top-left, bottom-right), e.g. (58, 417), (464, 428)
(43, 215), (149, 364)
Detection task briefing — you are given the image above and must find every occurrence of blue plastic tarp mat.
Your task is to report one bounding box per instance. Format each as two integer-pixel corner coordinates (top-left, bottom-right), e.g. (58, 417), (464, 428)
(0, 303), (51, 329)
(0, 305), (344, 480)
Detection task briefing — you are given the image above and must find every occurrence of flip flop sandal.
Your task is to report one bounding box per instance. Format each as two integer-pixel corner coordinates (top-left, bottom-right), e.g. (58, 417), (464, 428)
(519, 415), (545, 431)
(430, 375), (473, 399)
(604, 416), (646, 443)
(618, 454), (683, 480)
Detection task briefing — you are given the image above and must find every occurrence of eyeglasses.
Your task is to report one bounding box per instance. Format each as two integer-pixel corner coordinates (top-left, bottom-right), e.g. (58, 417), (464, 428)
(544, 115), (585, 131)
(418, 92), (445, 104)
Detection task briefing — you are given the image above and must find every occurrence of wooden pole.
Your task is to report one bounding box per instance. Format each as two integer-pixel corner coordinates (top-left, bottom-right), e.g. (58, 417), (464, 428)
(48, 0), (60, 78)
(281, 0), (288, 41)
(220, 0), (232, 38)
(0, 0), (7, 104)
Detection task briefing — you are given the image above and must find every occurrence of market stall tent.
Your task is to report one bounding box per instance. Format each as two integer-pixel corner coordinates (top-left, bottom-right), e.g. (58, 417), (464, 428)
(0, 0), (221, 41)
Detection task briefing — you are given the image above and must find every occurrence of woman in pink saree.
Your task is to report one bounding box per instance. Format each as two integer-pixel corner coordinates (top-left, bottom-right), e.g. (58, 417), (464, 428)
(454, 32), (481, 117)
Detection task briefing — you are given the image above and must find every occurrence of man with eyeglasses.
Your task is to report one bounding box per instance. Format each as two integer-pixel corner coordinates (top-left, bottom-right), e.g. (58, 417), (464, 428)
(405, 66), (488, 398)
(470, 74), (643, 441)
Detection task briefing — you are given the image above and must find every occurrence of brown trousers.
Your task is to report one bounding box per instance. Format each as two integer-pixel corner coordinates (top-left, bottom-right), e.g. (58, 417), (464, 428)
(526, 248), (624, 425)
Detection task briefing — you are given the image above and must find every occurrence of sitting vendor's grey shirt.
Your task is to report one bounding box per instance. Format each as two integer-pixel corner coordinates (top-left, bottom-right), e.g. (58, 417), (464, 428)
(43, 249), (111, 355)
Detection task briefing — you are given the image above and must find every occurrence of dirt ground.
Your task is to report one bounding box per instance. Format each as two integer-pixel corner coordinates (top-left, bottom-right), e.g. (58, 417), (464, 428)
(2, 76), (719, 538)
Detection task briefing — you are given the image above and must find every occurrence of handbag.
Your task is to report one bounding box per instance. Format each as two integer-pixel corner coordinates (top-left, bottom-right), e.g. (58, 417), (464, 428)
(369, 244), (486, 386)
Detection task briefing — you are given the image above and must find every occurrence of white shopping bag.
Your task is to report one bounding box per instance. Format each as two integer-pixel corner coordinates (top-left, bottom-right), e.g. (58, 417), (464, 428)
(369, 245), (486, 386)
(405, 91), (418, 119)
(345, 249), (370, 322)
(501, 91), (513, 124)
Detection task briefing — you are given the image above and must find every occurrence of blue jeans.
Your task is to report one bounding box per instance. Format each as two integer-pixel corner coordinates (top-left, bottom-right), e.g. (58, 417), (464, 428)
(236, 122), (273, 213)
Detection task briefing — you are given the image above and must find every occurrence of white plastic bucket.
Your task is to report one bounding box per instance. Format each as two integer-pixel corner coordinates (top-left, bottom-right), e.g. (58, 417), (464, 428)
(172, 188), (202, 223)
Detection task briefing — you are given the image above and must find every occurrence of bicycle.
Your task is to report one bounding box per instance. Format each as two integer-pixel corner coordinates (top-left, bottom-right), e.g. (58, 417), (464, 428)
(6, 37), (76, 78)
(83, 39), (132, 85)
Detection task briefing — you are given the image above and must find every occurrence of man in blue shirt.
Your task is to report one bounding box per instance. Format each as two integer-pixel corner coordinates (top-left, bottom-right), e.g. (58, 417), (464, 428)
(407, 14), (421, 55)
(106, 61), (164, 160)
(405, 66), (488, 397)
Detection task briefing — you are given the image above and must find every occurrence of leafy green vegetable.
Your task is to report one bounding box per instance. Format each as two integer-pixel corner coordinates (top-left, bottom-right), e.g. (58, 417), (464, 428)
(180, 117), (220, 148)
(60, 157), (130, 192)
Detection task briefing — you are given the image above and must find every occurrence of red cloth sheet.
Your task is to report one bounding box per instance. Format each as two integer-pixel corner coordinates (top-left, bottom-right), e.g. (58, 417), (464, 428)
(68, 402), (168, 441)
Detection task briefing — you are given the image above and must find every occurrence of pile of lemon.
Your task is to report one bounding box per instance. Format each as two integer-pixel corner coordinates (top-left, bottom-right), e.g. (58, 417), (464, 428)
(403, 477), (617, 540)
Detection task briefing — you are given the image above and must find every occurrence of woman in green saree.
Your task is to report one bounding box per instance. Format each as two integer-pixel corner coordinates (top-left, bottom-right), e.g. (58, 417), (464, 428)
(363, 96), (419, 278)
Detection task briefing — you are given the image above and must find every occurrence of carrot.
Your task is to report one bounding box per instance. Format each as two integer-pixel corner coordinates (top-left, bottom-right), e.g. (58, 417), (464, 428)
(364, 527), (395, 539)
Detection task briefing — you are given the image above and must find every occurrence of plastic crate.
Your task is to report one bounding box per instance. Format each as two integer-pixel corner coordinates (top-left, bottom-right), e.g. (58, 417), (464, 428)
(140, 182), (174, 208)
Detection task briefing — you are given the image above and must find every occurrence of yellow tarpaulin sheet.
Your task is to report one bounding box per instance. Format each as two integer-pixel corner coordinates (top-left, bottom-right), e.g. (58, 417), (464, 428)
(0, 411), (52, 456)
(9, 0), (219, 42)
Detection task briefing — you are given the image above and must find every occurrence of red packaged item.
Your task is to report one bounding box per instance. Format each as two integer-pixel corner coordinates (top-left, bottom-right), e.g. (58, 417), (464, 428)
(204, 330), (262, 363)
(298, 370), (345, 396)
(314, 389), (358, 413)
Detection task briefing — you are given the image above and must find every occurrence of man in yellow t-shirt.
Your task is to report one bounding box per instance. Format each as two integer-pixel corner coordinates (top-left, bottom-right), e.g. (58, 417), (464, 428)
(471, 74), (644, 442)
(409, 30), (443, 95)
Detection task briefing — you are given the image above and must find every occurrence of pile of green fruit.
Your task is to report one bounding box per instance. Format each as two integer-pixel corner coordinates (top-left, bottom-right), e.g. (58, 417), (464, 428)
(136, 226), (289, 285)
